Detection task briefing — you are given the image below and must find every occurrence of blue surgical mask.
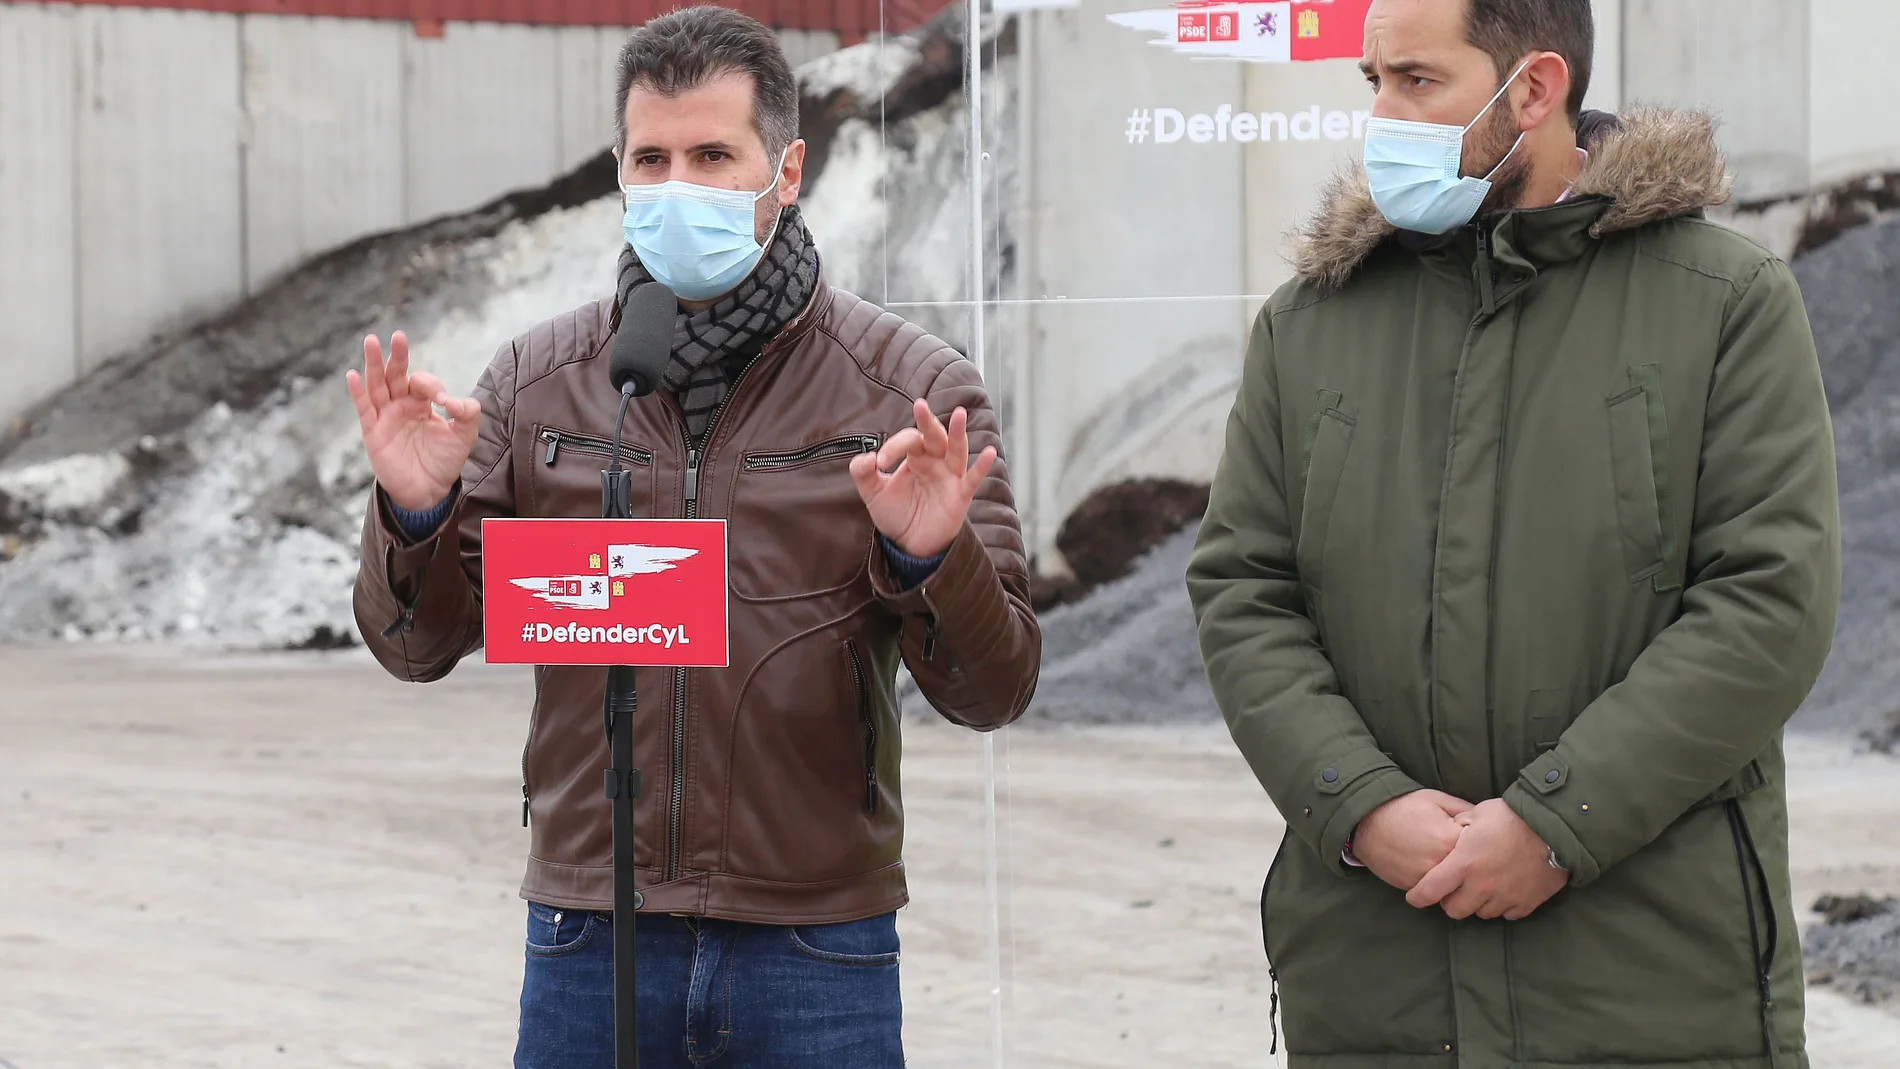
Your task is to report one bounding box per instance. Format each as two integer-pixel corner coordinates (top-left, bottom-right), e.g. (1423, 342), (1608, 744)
(621, 150), (787, 301)
(1362, 59), (1533, 235)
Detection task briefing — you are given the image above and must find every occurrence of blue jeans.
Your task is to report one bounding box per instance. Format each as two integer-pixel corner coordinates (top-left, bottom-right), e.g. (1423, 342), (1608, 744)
(515, 904), (905, 1068)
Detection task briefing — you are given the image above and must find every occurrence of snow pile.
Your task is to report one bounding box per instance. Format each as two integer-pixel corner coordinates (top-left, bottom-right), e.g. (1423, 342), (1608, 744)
(0, 197), (624, 646)
(0, 12), (1016, 649)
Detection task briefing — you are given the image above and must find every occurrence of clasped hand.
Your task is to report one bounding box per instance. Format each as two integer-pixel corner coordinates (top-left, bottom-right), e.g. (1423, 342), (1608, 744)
(1352, 792), (1567, 921)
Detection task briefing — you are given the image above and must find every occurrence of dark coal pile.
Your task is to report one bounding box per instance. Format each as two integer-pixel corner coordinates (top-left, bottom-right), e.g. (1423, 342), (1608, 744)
(1806, 894), (1900, 1004)
(901, 515), (1219, 727)
(1790, 214), (1900, 739)
(1031, 478), (1208, 612)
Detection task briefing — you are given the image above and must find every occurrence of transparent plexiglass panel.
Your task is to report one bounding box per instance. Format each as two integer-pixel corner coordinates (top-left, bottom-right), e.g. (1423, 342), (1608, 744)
(791, 0), (1834, 1064)
(805, 0), (1372, 1065)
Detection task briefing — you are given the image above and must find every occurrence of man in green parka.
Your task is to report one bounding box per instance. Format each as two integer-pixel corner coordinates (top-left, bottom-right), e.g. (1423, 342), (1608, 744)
(1186, 0), (1841, 1066)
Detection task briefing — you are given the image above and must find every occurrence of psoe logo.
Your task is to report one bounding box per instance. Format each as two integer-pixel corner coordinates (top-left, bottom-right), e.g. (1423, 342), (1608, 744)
(509, 544), (699, 611)
(1109, 0), (1366, 63)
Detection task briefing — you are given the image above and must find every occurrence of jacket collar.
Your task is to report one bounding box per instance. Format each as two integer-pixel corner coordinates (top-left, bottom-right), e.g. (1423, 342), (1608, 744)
(1289, 107), (1735, 291)
(764, 270), (834, 355)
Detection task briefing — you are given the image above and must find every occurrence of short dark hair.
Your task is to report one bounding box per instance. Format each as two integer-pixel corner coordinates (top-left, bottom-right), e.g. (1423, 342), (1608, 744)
(614, 6), (799, 158)
(1463, 0), (1594, 123)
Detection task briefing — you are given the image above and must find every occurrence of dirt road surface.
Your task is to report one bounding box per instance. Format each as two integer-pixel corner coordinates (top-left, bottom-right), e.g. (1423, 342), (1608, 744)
(4, 645), (1899, 1068)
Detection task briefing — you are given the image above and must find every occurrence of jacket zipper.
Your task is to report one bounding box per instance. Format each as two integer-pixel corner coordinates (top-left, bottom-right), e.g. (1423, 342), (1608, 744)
(540, 428), (651, 467)
(743, 434), (881, 471)
(846, 640), (878, 814)
(666, 356), (759, 882)
(1474, 225), (1498, 316)
(1726, 800), (1784, 1068)
(1260, 829), (1289, 1056)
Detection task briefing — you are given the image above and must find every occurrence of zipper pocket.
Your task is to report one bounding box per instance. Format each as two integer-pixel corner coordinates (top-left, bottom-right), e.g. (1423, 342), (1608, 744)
(522, 666), (545, 828)
(540, 427), (651, 467)
(846, 640), (878, 814)
(743, 434), (881, 471)
(1260, 828), (1289, 1056)
(1726, 800), (1784, 1067)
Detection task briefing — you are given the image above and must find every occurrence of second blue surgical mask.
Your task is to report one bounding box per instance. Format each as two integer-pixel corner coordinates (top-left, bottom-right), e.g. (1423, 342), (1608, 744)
(1362, 59), (1534, 235)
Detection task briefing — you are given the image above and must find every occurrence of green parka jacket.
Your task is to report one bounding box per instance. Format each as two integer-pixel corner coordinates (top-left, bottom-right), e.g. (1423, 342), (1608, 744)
(1188, 108), (1841, 1069)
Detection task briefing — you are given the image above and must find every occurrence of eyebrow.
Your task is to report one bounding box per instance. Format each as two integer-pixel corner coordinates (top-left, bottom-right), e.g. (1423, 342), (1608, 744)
(1358, 56), (1448, 79)
(626, 140), (742, 157)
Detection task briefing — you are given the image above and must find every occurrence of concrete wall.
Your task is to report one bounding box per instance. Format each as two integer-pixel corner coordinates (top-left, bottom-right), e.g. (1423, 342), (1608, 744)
(0, 3), (841, 431)
(1621, 0), (1813, 201)
(74, 6), (247, 370)
(1810, 0), (1900, 183)
(0, 4), (78, 421)
(241, 16), (407, 291)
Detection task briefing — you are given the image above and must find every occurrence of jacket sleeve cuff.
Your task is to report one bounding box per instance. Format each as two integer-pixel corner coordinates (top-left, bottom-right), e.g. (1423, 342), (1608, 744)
(1504, 772), (1603, 888)
(869, 520), (989, 612)
(371, 483), (460, 609)
(387, 489), (457, 542)
(877, 534), (946, 592)
(1316, 759), (1423, 878)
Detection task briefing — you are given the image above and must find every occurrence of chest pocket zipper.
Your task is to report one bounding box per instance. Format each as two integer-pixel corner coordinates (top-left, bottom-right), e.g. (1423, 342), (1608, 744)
(540, 427), (652, 467)
(744, 434), (881, 471)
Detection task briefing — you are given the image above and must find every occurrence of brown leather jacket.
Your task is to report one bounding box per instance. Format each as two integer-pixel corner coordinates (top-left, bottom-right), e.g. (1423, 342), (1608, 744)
(352, 281), (1040, 923)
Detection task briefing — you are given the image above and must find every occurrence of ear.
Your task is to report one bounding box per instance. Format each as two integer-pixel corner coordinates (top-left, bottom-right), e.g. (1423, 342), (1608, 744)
(778, 139), (806, 205)
(1513, 50), (1571, 131)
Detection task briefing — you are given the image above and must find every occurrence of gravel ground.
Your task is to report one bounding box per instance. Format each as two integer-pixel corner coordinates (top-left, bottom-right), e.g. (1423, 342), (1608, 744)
(7, 646), (1900, 1068)
(1809, 908), (1900, 1007)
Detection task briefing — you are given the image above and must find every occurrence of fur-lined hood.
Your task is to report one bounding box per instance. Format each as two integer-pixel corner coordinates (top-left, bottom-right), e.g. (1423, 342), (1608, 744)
(1289, 106), (1734, 291)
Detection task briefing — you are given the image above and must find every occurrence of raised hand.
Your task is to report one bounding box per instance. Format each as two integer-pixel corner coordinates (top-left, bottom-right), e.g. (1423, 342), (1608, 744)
(345, 332), (482, 511)
(849, 399), (998, 559)
(1351, 789), (1476, 891)
(1406, 798), (1568, 921)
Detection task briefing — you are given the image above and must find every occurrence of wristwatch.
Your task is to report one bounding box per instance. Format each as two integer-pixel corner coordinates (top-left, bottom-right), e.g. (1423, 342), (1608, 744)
(1547, 847), (1568, 872)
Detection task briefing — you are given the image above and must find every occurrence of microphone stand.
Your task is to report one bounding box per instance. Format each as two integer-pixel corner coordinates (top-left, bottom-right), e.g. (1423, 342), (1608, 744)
(601, 383), (642, 1069)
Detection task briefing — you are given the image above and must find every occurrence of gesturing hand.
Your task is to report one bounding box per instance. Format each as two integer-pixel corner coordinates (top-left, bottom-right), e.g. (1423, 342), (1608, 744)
(345, 332), (482, 511)
(1351, 789), (1476, 891)
(850, 399), (998, 558)
(1406, 798), (1567, 921)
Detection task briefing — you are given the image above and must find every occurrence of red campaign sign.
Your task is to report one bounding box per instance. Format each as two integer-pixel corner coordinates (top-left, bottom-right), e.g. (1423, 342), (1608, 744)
(1290, 0), (1371, 62)
(480, 518), (729, 667)
(1177, 11), (1209, 41)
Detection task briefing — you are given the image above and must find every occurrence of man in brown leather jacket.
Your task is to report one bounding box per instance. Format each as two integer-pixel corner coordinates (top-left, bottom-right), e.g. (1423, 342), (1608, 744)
(342, 8), (1040, 1066)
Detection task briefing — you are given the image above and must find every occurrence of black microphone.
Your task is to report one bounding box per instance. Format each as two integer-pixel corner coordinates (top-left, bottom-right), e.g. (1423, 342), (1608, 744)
(610, 282), (676, 398)
(600, 284), (675, 1069)
(606, 282), (675, 484)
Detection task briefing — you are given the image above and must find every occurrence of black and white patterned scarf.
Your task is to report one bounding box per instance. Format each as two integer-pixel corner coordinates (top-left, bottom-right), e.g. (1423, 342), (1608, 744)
(614, 204), (821, 439)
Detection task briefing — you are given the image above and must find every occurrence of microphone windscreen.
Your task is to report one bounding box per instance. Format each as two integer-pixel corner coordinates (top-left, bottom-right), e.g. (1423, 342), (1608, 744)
(610, 283), (676, 396)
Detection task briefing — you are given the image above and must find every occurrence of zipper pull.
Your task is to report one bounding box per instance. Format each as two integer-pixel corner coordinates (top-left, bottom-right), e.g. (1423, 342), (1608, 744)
(521, 783), (530, 828)
(380, 604), (414, 640)
(921, 613), (939, 662)
(865, 767), (879, 814)
(1475, 227), (1497, 315)
(542, 432), (560, 465)
(684, 449), (700, 507)
(1267, 968), (1280, 1056)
